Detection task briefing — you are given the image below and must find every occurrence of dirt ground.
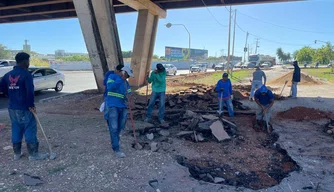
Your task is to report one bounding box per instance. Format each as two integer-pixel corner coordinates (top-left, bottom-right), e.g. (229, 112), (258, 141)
(1, 69), (334, 192)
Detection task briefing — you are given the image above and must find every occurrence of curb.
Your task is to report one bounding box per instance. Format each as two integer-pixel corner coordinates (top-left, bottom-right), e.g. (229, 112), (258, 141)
(38, 92), (83, 103)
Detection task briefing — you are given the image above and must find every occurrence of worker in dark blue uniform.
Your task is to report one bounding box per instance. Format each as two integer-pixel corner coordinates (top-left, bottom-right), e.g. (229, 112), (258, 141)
(0, 52), (48, 161)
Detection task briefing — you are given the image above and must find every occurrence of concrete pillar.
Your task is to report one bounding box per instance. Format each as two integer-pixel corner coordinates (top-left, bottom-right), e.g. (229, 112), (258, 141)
(73, 0), (123, 92)
(129, 10), (159, 87)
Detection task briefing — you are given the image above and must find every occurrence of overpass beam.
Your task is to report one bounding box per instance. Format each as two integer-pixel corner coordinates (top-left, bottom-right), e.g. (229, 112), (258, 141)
(129, 10), (159, 87)
(73, 0), (123, 92)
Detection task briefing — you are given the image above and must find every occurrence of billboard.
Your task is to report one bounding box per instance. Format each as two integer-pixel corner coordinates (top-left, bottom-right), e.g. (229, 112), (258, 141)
(165, 46), (208, 60)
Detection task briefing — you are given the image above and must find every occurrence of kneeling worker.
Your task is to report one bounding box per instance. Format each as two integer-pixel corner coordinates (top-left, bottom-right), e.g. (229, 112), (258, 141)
(254, 85), (274, 130)
(215, 73), (234, 117)
(106, 66), (133, 158)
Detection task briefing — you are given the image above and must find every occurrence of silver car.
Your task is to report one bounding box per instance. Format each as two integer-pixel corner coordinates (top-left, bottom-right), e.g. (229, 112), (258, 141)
(28, 67), (65, 92)
(163, 64), (177, 75)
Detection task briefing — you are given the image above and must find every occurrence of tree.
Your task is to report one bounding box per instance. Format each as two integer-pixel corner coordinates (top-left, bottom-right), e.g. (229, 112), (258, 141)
(296, 46), (315, 64)
(276, 47), (291, 62)
(152, 54), (159, 60)
(122, 51), (132, 58)
(292, 50), (299, 60)
(313, 42), (334, 64)
(0, 44), (10, 59)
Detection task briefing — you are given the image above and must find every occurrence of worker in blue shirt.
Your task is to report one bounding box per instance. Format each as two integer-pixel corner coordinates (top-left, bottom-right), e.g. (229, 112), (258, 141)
(106, 66), (133, 158)
(0, 52), (48, 161)
(215, 73), (234, 117)
(103, 64), (124, 123)
(254, 85), (274, 128)
(290, 61), (300, 98)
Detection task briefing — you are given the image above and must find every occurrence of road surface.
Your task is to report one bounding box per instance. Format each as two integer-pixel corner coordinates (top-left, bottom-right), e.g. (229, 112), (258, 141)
(0, 69), (215, 109)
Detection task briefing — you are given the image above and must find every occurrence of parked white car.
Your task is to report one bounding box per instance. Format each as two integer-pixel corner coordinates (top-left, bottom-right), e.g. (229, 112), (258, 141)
(28, 67), (65, 92)
(0, 60), (16, 67)
(163, 64), (177, 75)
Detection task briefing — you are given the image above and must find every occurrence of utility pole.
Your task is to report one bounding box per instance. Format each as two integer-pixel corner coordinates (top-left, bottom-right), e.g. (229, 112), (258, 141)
(231, 9), (237, 65)
(244, 32), (249, 63)
(247, 44), (249, 59)
(255, 38), (259, 54)
(227, 6), (232, 74)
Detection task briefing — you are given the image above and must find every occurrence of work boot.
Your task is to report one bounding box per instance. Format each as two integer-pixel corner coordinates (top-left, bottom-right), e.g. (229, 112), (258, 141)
(13, 142), (23, 161)
(27, 143), (49, 161)
(115, 151), (126, 158)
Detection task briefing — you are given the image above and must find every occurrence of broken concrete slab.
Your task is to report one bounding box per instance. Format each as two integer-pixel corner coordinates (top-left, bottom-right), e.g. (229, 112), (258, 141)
(129, 121), (154, 132)
(214, 177), (225, 183)
(23, 173), (43, 186)
(210, 120), (231, 141)
(146, 133), (154, 140)
(150, 142), (159, 152)
(3, 146), (12, 151)
(184, 110), (196, 118)
(202, 114), (219, 120)
(196, 133), (205, 142)
(159, 130), (170, 137)
(198, 121), (214, 131)
(176, 131), (193, 137)
(169, 100), (176, 108)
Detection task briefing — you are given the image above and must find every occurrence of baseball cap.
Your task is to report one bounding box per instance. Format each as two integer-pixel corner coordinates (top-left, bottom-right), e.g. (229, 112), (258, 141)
(156, 63), (165, 71)
(259, 85), (268, 93)
(121, 66), (134, 78)
(223, 73), (228, 77)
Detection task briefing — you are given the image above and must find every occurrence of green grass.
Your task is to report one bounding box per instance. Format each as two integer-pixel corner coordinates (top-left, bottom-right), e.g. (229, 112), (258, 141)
(185, 70), (252, 86)
(303, 68), (334, 82)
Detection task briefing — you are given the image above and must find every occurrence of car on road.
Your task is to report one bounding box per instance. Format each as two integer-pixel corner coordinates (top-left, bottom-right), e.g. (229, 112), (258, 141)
(234, 62), (243, 68)
(190, 63), (207, 73)
(28, 67), (65, 92)
(246, 62), (256, 69)
(0, 60), (16, 67)
(163, 64), (177, 75)
(214, 63), (225, 71)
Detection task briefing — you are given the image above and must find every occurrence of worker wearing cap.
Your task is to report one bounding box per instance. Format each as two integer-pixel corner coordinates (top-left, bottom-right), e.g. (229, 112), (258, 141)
(215, 73), (234, 117)
(106, 66), (133, 158)
(145, 63), (167, 124)
(254, 85), (274, 126)
(103, 64), (124, 124)
(249, 66), (266, 101)
(0, 52), (48, 161)
(290, 61), (300, 98)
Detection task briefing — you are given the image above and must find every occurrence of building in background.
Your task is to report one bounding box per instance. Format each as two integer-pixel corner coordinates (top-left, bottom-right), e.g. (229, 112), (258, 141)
(165, 46), (208, 61)
(23, 40), (31, 53)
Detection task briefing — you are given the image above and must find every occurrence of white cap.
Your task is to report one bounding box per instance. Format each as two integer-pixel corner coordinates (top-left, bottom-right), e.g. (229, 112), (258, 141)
(121, 66), (134, 78)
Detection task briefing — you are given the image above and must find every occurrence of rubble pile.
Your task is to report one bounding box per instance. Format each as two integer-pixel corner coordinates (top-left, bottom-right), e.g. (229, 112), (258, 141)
(277, 107), (331, 121)
(134, 85), (251, 112)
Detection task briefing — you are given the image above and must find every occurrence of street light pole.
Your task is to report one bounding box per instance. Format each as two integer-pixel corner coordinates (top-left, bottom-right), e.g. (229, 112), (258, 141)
(166, 23), (191, 73)
(227, 6), (232, 74)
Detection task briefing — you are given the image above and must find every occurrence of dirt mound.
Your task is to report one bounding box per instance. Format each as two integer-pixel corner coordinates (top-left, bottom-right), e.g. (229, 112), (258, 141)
(277, 107), (331, 121)
(268, 72), (323, 86)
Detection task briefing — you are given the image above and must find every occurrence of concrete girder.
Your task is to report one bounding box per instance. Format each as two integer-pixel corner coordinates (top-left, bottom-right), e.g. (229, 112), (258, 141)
(117, 0), (167, 18)
(73, 0), (123, 92)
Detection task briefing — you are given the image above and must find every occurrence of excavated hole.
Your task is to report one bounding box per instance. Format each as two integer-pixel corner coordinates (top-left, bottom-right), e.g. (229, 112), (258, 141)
(174, 123), (299, 190)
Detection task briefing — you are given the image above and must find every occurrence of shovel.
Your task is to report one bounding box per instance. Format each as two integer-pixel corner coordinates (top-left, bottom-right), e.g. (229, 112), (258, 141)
(149, 179), (161, 192)
(32, 111), (57, 160)
(218, 91), (223, 117)
(263, 110), (271, 134)
(279, 80), (288, 97)
(126, 85), (143, 150)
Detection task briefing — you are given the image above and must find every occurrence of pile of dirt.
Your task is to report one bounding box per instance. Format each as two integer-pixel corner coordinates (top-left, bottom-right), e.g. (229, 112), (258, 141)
(277, 107), (331, 121)
(268, 71), (324, 86)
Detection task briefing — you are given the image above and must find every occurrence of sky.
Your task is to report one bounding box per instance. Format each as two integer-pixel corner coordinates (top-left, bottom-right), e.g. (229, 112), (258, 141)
(0, 0), (334, 59)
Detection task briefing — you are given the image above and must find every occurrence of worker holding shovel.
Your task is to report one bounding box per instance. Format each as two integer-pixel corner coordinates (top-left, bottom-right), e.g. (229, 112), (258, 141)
(215, 73), (234, 117)
(102, 64), (124, 124)
(254, 85), (274, 132)
(0, 52), (48, 161)
(106, 66), (134, 158)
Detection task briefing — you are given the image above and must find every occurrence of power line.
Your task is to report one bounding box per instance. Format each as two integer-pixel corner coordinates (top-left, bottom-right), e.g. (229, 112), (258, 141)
(200, 0), (227, 27)
(234, 21), (313, 47)
(237, 11), (334, 34)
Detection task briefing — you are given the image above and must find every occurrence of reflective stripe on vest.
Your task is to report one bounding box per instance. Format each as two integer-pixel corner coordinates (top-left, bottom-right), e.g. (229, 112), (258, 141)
(127, 89), (131, 93)
(107, 79), (115, 84)
(107, 92), (124, 98)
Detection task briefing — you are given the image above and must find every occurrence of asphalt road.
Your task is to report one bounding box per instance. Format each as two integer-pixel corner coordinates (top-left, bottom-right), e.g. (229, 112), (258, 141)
(0, 69), (215, 109)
